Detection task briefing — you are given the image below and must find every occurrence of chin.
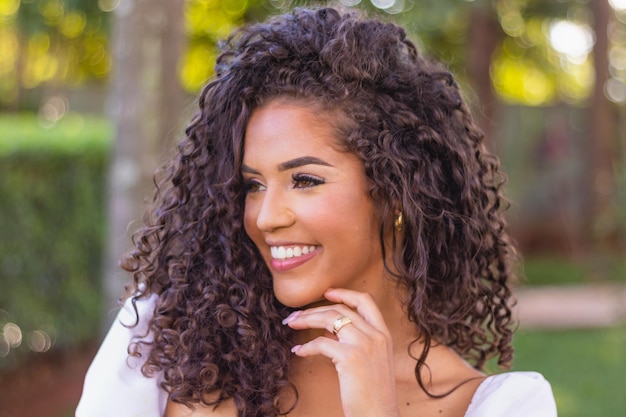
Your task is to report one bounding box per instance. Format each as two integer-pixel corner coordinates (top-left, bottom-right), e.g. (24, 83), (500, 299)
(273, 288), (327, 309)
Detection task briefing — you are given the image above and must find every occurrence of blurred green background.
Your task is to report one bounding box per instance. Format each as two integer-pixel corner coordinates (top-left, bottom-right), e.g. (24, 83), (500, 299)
(0, 0), (624, 416)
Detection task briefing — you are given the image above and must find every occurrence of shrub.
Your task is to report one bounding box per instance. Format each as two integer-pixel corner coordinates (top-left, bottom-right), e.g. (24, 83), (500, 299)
(0, 113), (112, 369)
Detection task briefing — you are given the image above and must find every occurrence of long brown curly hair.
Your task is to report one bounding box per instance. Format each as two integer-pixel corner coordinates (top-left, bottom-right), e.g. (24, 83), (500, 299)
(121, 6), (517, 416)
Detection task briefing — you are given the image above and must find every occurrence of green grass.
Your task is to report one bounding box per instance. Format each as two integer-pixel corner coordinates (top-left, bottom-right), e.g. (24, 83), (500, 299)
(522, 255), (626, 286)
(511, 326), (626, 417)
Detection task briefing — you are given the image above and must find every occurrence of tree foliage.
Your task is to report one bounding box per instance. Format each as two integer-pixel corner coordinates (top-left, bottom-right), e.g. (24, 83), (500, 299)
(2, 0), (625, 109)
(0, 0), (110, 109)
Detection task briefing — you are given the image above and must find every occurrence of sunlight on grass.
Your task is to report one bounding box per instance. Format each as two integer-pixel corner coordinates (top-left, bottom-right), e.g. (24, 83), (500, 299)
(513, 326), (626, 417)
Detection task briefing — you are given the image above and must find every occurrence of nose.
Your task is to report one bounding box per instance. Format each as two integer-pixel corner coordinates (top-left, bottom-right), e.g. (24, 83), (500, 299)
(255, 188), (295, 232)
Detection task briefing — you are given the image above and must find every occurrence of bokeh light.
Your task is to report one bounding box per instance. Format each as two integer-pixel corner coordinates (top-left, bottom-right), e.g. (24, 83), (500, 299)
(0, 27), (18, 76)
(223, 0), (248, 18)
(340, 0), (362, 6)
(549, 20), (595, 64)
(0, 317), (56, 355)
(371, 0), (395, 9)
(609, 46), (626, 71)
(38, 95), (69, 127)
(266, 0), (294, 10)
(605, 77), (626, 103)
(0, 0), (20, 20)
(179, 44), (216, 92)
(41, 0), (64, 26)
(60, 11), (87, 39)
(370, 0), (408, 14)
(27, 330), (53, 353)
(0, 334), (9, 357)
(3, 322), (22, 348)
(500, 10), (525, 37)
(609, 0), (626, 12)
(491, 51), (556, 106)
(98, 0), (122, 13)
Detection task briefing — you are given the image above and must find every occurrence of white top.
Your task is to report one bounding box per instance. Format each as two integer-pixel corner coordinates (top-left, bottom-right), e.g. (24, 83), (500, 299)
(465, 372), (557, 417)
(76, 297), (557, 417)
(76, 294), (167, 417)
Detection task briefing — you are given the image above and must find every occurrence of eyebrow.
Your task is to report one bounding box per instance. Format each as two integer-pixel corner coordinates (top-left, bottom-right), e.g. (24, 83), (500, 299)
(241, 156), (334, 174)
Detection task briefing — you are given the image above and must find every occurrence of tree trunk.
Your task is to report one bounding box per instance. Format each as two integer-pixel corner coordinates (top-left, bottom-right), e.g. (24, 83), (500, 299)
(102, 0), (185, 329)
(466, 4), (502, 152)
(586, 0), (617, 248)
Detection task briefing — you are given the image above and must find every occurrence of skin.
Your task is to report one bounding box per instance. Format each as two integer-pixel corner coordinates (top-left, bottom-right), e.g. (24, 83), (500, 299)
(165, 100), (485, 417)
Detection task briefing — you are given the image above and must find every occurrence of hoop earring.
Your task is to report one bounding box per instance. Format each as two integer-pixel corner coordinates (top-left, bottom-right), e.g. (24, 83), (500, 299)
(394, 212), (403, 232)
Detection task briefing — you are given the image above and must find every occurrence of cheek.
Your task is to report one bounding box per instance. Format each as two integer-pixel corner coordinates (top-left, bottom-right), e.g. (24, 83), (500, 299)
(329, 189), (376, 224)
(242, 202), (258, 239)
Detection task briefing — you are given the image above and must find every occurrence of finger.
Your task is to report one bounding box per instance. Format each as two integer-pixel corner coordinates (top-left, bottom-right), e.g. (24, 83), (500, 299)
(284, 307), (365, 337)
(324, 288), (388, 332)
(292, 331), (391, 376)
(291, 335), (359, 365)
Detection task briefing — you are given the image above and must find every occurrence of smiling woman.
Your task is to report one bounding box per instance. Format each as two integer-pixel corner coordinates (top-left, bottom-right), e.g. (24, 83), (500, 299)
(77, 6), (556, 417)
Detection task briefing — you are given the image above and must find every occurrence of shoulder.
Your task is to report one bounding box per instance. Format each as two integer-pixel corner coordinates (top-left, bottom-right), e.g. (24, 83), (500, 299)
(76, 294), (165, 417)
(464, 372), (557, 417)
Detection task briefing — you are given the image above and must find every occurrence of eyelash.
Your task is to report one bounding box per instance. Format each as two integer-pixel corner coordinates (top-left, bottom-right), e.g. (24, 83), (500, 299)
(244, 180), (264, 194)
(292, 173), (324, 189)
(244, 173), (325, 194)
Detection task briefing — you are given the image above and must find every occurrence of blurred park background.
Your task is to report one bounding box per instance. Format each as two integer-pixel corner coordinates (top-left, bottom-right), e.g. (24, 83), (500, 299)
(0, 0), (624, 416)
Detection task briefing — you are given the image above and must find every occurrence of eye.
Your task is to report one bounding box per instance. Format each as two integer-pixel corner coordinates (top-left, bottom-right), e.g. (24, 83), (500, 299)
(244, 179), (266, 194)
(292, 173), (324, 189)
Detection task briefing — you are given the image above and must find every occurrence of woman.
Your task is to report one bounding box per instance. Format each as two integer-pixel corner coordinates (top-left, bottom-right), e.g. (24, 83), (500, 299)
(77, 6), (556, 417)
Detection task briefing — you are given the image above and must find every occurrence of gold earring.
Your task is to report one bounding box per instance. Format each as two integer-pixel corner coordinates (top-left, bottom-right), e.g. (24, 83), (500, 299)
(394, 212), (403, 232)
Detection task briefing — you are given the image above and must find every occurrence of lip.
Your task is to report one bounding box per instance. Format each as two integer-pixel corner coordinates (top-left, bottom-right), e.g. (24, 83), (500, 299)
(268, 246), (320, 272)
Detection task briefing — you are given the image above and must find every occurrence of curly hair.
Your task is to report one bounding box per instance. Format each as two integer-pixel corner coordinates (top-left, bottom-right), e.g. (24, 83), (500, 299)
(121, 6), (517, 416)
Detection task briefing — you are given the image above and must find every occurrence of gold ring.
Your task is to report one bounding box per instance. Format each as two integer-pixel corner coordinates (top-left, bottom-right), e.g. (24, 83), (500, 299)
(332, 316), (352, 335)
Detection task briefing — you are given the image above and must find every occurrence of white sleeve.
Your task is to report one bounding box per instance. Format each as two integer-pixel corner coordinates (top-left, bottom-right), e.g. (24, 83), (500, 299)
(465, 372), (557, 417)
(75, 294), (167, 417)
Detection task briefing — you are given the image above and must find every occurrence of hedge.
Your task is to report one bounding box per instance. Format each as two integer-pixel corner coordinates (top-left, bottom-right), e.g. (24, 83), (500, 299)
(0, 113), (112, 370)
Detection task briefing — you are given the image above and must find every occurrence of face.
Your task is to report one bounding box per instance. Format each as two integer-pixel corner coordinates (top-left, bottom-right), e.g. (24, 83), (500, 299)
(242, 100), (385, 308)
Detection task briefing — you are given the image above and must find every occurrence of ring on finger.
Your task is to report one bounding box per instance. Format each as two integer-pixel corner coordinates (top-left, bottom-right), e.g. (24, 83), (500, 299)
(332, 315), (353, 335)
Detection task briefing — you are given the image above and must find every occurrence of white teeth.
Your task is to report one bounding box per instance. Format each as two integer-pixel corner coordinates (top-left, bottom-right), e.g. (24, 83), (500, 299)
(271, 245), (317, 260)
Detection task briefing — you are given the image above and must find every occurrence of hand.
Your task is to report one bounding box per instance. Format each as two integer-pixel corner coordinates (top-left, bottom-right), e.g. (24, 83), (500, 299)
(283, 288), (401, 417)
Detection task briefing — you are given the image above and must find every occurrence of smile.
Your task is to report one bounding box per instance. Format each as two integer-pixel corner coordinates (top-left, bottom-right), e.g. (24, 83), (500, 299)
(270, 245), (318, 260)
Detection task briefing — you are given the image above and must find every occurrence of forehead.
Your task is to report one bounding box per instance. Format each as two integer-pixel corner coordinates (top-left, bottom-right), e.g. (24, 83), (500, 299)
(243, 101), (344, 161)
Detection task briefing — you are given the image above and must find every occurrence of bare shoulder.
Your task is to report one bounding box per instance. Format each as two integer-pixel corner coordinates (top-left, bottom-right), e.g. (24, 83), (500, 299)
(165, 398), (236, 417)
(398, 344), (487, 417)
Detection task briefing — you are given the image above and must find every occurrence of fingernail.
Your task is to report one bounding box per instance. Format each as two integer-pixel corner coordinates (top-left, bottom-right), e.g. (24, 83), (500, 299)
(282, 310), (301, 325)
(290, 345), (301, 354)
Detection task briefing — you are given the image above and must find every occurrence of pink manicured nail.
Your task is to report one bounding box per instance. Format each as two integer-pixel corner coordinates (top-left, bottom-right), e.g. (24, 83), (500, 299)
(282, 310), (302, 325)
(290, 345), (301, 353)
